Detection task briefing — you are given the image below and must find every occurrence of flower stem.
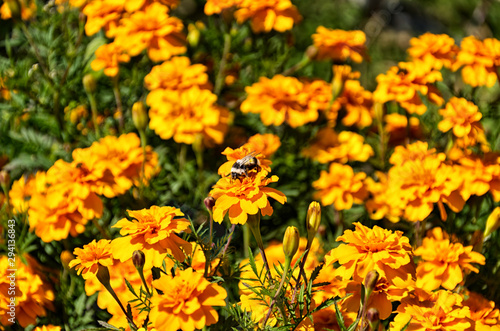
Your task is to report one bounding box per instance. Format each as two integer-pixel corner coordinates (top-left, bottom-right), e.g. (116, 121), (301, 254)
(102, 281), (138, 330)
(247, 213), (272, 281)
(214, 33), (231, 96)
(112, 75), (124, 133)
(263, 255), (292, 326)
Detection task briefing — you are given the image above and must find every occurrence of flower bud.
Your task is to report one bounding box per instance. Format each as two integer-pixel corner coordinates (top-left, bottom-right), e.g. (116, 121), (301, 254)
(364, 270), (379, 294)
(187, 23), (200, 48)
(60, 250), (75, 270)
(83, 74), (97, 94)
(366, 307), (380, 331)
(204, 196), (215, 213)
(305, 45), (318, 59)
(132, 101), (148, 131)
(283, 226), (300, 259)
(0, 170), (9, 187)
(96, 264), (111, 286)
(484, 207), (500, 237)
(132, 250), (145, 271)
(306, 201), (321, 244)
(373, 102), (384, 123)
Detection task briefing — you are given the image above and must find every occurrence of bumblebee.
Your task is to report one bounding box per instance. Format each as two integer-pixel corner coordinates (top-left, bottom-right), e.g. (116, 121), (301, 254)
(231, 151), (261, 180)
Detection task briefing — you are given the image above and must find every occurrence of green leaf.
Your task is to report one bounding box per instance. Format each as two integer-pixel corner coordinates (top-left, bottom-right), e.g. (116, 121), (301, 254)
(124, 278), (137, 297)
(334, 300), (347, 331)
(346, 317), (360, 331)
(399, 317), (413, 331)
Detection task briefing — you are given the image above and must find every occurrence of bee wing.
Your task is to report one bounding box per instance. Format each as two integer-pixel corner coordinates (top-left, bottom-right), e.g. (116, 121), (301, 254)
(238, 151), (260, 163)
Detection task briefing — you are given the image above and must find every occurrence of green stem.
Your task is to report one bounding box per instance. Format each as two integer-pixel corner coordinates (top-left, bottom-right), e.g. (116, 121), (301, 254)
(247, 213), (272, 281)
(137, 268), (151, 296)
(87, 92), (100, 138)
(102, 282), (138, 330)
(214, 33), (231, 96)
(91, 218), (110, 239)
(112, 76), (124, 133)
(262, 256), (292, 326)
(281, 55), (311, 76)
(138, 128), (147, 193)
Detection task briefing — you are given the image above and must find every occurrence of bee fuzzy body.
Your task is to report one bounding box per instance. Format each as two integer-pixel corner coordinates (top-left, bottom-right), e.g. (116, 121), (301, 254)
(230, 152), (261, 180)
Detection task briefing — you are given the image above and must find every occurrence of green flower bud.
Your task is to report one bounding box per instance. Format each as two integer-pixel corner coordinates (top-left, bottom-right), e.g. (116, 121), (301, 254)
(283, 226), (300, 259)
(132, 101), (148, 131)
(306, 201), (321, 244)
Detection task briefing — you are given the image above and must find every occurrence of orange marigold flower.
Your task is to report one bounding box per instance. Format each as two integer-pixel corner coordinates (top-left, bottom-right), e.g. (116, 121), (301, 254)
(83, 0), (125, 36)
(33, 326), (62, 331)
(0, 77), (10, 100)
(463, 292), (500, 331)
(150, 268), (227, 331)
(408, 32), (459, 69)
(391, 290), (472, 331)
(364, 171), (402, 223)
(109, 2), (186, 62)
(454, 36), (500, 87)
(91, 42), (131, 77)
(217, 146), (272, 178)
(9, 174), (35, 214)
(331, 79), (374, 128)
(204, 0), (238, 15)
(0, 255), (55, 328)
(324, 222), (415, 283)
(148, 87), (229, 145)
(210, 170), (286, 224)
(0, 0), (37, 20)
(144, 56), (211, 92)
(69, 239), (114, 279)
(302, 127), (374, 164)
(111, 206), (192, 269)
(312, 27), (367, 62)
(414, 227), (485, 291)
(373, 61), (443, 115)
(234, 0), (302, 33)
(246, 133), (281, 158)
(384, 113), (422, 145)
(240, 75), (320, 128)
(312, 162), (368, 210)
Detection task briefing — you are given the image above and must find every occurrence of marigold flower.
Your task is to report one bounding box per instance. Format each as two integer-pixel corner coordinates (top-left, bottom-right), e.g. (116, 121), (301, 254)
(91, 42), (131, 77)
(384, 113), (422, 145)
(454, 36), (500, 87)
(83, 0), (125, 36)
(324, 222), (415, 283)
(312, 27), (367, 62)
(0, 0), (36, 20)
(463, 292), (500, 331)
(364, 172), (402, 223)
(391, 290), (472, 331)
(234, 0), (302, 33)
(373, 61), (443, 115)
(0, 77), (10, 100)
(148, 87), (229, 145)
(241, 75), (320, 128)
(109, 2), (186, 62)
(302, 127), (374, 164)
(313, 162), (368, 210)
(217, 146), (272, 178)
(111, 206), (192, 269)
(149, 268), (227, 331)
(408, 32), (458, 69)
(246, 133), (281, 158)
(9, 174), (35, 214)
(331, 79), (374, 128)
(204, 0), (238, 15)
(69, 239), (114, 279)
(0, 256), (55, 328)
(485, 207), (500, 237)
(414, 227), (485, 291)
(33, 326), (62, 331)
(210, 169), (286, 224)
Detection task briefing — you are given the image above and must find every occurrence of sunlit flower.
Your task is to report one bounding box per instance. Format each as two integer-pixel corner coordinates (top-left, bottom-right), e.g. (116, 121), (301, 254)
(313, 163), (367, 210)
(454, 36), (500, 87)
(204, 0), (238, 15)
(312, 27), (367, 62)
(373, 61), (443, 115)
(0, 0), (37, 20)
(240, 75), (320, 128)
(9, 174), (35, 214)
(331, 79), (373, 128)
(109, 2), (186, 62)
(210, 170), (286, 224)
(408, 32), (458, 69)
(234, 0), (302, 33)
(0, 256), (55, 328)
(91, 42), (131, 77)
(33, 326), (62, 331)
(149, 268), (227, 331)
(111, 206), (192, 269)
(414, 227), (485, 291)
(148, 87), (229, 145)
(217, 145), (272, 178)
(391, 290), (472, 331)
(325, 222), (415, 283)
(69, 239), (114, 280)
(246, 133), (281, 158)
(364, 171), (402, 223)
(83, 0), (125, 36)
(384, 113), (422, 145)
(301, 79), (338, 125)
(303, 127), (373, 164)
(463, 292), (500, 331)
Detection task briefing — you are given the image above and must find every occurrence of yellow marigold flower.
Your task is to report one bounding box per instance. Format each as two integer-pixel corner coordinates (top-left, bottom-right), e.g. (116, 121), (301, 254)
(109, 2), (186, 62)
(111, 206), (192, 269)
(33, 326), (62, 331)
(204, 0), (238, 15)
(324, 222), (415, 283)
(0, 255), (55, 328)
(91, 42), (131, 77)
(150, 268), (227, 331)
(83, 0), (125, 36)
(331, 79), (373, 128)
(388, 140), (435, 166)
(364, 171), (402, 223)
(313, 162), (367, 210)
(234, 0), (302, 33)
(124, 0), (179, 12)
(454, 153), (500, 203)
(463, 292), (500, 331)
(246, 133), (281, 158)
(373, 61), (443, 115)
(439, 97), (485, 147)
(454, 36), (500, 87)
(302, 127), (374, 164)
(0, 0), (36, 20)
(9, 174), (35, 214)
(148, 87), (229, 145)
(391, 290), (472, 331)
(301, 78), (339, 125)
(64, 104), (88, 124)
(485, 207), (500, 237)
(414, 227), (485, 291)
(210, 170), (286, 224)
(384, 113), (422, 145)
(408, 32), (458, 69)
(217, 146), (272, 178)
(144, 56), (211, 92)
(69, 239), (114, 279)
(241, 75), (320, 128)
(312, 27), (367, 62)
